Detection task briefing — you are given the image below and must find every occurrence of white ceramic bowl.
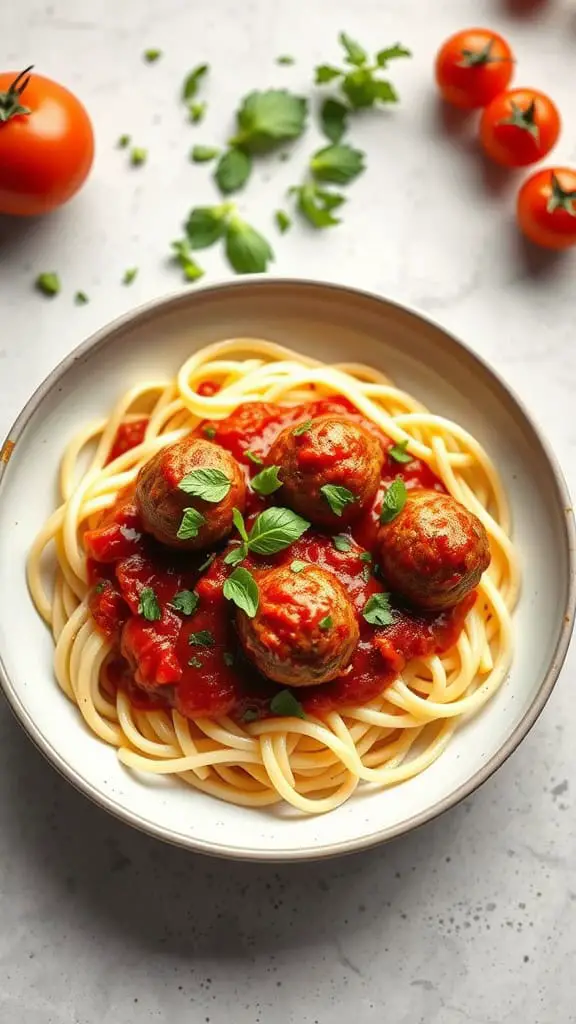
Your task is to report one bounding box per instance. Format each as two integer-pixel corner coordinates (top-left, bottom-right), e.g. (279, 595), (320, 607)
(0, 280), (574, 861)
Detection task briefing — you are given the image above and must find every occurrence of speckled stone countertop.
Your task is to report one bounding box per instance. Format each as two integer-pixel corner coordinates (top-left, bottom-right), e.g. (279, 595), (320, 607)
(1, 1), (575, 1021)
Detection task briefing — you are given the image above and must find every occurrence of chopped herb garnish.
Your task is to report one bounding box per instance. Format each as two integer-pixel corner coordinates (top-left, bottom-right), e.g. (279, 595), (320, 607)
(320, 484), (356, 517)
(224, 545), (246, 567)
(223, 566), (259, 618)
(320, 97), (348, 144)
(189, 101), (206, 123)
(169, 590), (199, 616)
(182, 64), (209, 101)
(74, 291), (89, 305)
(177, 507), (206, 540)
(143, 49), (162, 62)
(332, 534), (352, 552)
(35, 272), (60, 297)
(122, 267), (138, 285)
(276, 55), (295, 65)
(315, 33), (411, 111)
(223, 651), (235, 667)
(229, 89), (307, 153)
(275, 209), (291, 234)
(94, 581), (106, 594)
(291, 183), (346, 228)
(363, 592), (394, 626)
(188, 656), (203, 668)
(203, 425), (217, 439)
(242, 707), (260, 722)
(190, 145), (220, 163)
(360, 552), (372, 563)
(388, 440), (412, 464)
(310, 143), (365, 185)
(245, 450), (263, 465)
(319, 615), (333, 630)
(171, 240), (205, 282)
(188, 629), (215, 647)
(290, 560), (307, 573)
(214, 148), (252, 194)
(225, 215), (274, 274)
(379, 479), (407, 524)
(270, 689), (306, 719)
(248, 506), (310, 555)
(138, 586), (161, 621)
(293, 419), (312, 436)
(117, 134), (131, 148)
(178, 467), (231, 503)
(130, 147), (147, 166)
(251, 465), (283, 496)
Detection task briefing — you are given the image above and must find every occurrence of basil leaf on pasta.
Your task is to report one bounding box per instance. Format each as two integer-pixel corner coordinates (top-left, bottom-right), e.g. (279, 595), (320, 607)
(270, 689), (306, 719)
(223, 567), (259, 618)
(379, 479), (407, 523)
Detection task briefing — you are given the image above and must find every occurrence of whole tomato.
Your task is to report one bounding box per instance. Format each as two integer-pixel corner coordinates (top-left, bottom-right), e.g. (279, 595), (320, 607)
(0, 66), (94, 216)
(435, 28), (514, 110)
(480, 88), (560, 168)
(517, 168), (576, 250)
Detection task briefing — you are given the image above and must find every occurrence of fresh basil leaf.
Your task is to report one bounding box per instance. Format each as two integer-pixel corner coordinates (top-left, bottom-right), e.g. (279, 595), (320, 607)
(320, 98), (348, 144)
(169, 590), (199, 616)
(214, 148), (252, 194)
(233, 507), (249, 544)
(223, 566), (259, 618)
(224, 545), (246, 567)
(270, 689), (306, 719)
(190, 145), (220, 163)
(185, 205), (230, 250)
(315, 65), (342, 84)
(138, 586), (161, 621)
(251, 465), (283, 496)
(188, 629), (215, 647)
(275, 209), (291, 234)
(339, 32), (368, 66)
(248, 506), (310, 555)
(376, 44), (411, 67)
(290, 560), (307, 573)
(36, 272), (60, 297)
(188, 656), (203, 668)
(230, 89), (307, 153)
(245, 450), (263, 465)
(319, 615), (333, 630)
(292, 184), (346, 228)
(388, 440), (412, 464)
(225, 216), (274, 274)
(177, 507), (206, 540)
(320, 484), (356, 517)
(178, 467), (231, 503)
(293, 419), (312, 436)
(363, 592), (394, 627)
(332, 534), (352, 552)
(379, 479), (407, 524)
(311, 144), (365, 186)
(182, 64), (208, 101)
(340, 69), (379, 109)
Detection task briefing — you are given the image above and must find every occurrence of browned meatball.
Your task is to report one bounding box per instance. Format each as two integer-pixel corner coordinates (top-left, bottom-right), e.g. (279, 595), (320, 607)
(375, 489), (490, 611)
(135, 437), (246, 550)
(267, 415), (383, 528)
(236, 564), (359, 687)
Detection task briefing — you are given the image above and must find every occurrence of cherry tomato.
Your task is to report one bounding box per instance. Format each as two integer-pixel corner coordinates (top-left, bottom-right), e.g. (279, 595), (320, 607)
(517, 168), (576, 250)
(479, 88), (560, 168)
(0, 66), (94, 216)
(435, 28), (514, 110)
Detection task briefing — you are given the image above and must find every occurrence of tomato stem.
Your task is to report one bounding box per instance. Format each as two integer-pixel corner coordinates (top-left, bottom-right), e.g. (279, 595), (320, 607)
(0, 65), (34, 123)
(548, 174), (576, 217)
(458, 41), (512, 68)
(499, 100), (539, 141)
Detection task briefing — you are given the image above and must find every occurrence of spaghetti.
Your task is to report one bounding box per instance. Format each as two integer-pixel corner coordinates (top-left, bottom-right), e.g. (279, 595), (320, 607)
(27, 339), (518, 814)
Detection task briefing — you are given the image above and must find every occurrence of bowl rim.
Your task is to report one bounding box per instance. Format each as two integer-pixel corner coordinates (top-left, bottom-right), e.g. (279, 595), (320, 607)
(1, 277), (574, 862)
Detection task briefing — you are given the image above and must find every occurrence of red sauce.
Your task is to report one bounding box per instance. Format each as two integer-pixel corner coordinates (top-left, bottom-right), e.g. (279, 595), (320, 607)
(86, 398), (471, 723)
(107, 418), (149, 464)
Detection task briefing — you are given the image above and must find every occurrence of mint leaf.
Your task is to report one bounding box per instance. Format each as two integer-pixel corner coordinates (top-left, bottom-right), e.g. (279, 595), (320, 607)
(223, 566), (259, 618)
(182, 64), (208, 101)
(292, 184), (346, 228)
(248, 506), (310, 555)
(138, 586), (161, 621)
(178, 467), (231, 503)
(215, 148), (252, 194)
(311, 143), (365, 185)
(190, 145), (219, 163)
(388, 440), (412, 464)
(36, 272), (60, 297)
(320, 98), (348, 144)
(177, 507), (206, 540)
(185, 204), (231, 250)
(270, 689), (306, 719)
(315, 65), (342, 84)
(251, 465), (283, 496)
(339, 32), (368, 67)
(225, 216), (274, 274)
(363, 592), (394, 627)
(332, 534), (352, 552)
(379, 479), (407, 524)
(188, 629), (215, 647)
(170, 590), (199, 616)
(275, 209), (291, 234)
(230, 89), (307, 153)
(320, 484), (356, 517)
(376, 44), (411, 66)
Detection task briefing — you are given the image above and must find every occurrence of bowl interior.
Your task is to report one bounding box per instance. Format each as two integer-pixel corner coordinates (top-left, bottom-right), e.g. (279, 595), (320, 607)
(0, 280), (572, 860)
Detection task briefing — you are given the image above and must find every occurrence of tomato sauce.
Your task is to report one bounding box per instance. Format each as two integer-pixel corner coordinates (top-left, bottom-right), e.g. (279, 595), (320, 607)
(86, 396), (471, 723)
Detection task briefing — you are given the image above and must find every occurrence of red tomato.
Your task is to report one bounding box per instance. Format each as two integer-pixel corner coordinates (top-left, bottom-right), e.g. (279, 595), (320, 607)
(0, 66), (94, 216)
(517, 168), (576, 250)
(435, 28), (514, 110)
(479, 88), (560, 168)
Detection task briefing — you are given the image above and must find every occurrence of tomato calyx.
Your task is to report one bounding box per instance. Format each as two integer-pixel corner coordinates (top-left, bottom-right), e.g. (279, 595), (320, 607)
(499, 100), (539, 141)
(0, 65), (34, 123)
(547, 174), (576, 218)
(457, 40), (508, 67)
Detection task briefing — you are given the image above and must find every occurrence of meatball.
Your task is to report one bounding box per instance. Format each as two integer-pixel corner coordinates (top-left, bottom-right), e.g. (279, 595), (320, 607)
(135, 436), (246, 550)
(267, 415), (383, 528)
(236, 564), (359, 687)
(375, 489), (490, 611)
